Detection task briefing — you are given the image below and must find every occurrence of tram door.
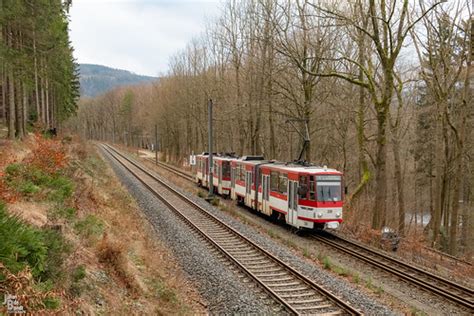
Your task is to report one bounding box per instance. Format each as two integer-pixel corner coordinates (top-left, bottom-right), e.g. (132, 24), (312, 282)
(288, 181), (298, 226)
(217, 163), (222, 193)
(231, 167), (236, 199)
(245, 171), (252, 206)
(205, 159), (209, 186)
(262, 175), (270, 215)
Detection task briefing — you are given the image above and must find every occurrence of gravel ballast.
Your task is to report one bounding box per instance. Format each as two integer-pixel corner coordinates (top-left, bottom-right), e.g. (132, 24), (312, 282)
(102, 147), (397, 315)
(101, 148), (280, 314)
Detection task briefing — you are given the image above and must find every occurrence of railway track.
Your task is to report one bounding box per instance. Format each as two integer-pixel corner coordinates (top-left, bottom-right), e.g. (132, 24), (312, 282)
(102, 144), (360, 316)
(143, 153), (474, 311)
(312, 233), (474, 311)
(144, 157), (194, 182)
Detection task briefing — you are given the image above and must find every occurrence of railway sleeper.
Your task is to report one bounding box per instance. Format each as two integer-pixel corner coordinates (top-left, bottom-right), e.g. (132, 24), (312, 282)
(274, 286), (308, 292)
(260, 276), (294, 283)
(287, 298), (325, 305)
(269, 281), (301, 287)
(280, 292), (315, 299)
(253, 272), (288, 278)
(294, 303), (333, 311)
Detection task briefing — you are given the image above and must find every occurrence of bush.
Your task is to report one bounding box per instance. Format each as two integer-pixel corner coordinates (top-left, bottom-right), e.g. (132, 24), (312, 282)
(40, 229), (71, 281)
(97, 236), (139, 293)
(47, 176), (74, 202)
(0, 203), (69, 281)
(18, 181), (40, 195)
(0, 203), (47, 277)
(5, 163), (23, 177)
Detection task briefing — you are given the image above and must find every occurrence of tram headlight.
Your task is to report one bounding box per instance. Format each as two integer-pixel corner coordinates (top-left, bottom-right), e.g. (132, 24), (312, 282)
(336, 212), (341, 218)
(317, 213), (323, 218)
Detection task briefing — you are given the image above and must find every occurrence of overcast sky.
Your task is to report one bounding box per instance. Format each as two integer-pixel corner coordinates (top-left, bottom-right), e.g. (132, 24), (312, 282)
(69, 0), (221, 77)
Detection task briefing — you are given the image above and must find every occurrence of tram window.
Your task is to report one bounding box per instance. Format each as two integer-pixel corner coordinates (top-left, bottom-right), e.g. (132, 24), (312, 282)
(309, 175), (316, 200)
(317, 182), (342, 202)
(279, 175), (288, 194)
(298, 176), (308, 199)
(239, 165), (245, 181)
(270, 171), (279, 191)
(222, 162), (230, 177)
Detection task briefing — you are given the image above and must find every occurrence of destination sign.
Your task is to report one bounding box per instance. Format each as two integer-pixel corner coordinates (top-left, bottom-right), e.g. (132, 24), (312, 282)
(316, 175), (341, 181)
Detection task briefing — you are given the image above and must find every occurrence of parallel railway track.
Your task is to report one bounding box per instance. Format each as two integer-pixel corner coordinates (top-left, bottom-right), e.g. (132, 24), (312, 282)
(144, 157), (194, 181)
(102, 144), (360, 316)
(142, 150), (474, 311)
(312, 234), (473, 311)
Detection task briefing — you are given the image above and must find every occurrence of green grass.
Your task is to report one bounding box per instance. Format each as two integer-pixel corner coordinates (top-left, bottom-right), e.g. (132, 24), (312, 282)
(149, 278), (178, 304)
(266, 229), (276, 238)
(352, 272), (360, 284)
(332, 265), (349, 277)
(49, 206), (76, 222)
(0, 203), (47, 277)
(210, 197), (220, 206)
(302, 248), (311, 258)
(74, 215), (104, 239)
(322, 256), (332, 270)
(73, 265), (86, 282)
(83, 156), (106, 177)
(40, 229), (71, 281)
(366, 276), (374, 290)
(18, 181), (40, 195)
(410, 307), (428, 316)
(374, 285), (384, 295)
(46, 176), (74, 203)
(0, 203), (69, 281)
(43, 296), (61, 309)
(4, 163), (74, 203)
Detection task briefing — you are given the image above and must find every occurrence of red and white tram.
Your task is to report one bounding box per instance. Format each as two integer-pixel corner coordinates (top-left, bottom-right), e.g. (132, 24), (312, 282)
(195, 153), (233, 196)
(230, 159), (344, 230)
(198, 153), (344, 230)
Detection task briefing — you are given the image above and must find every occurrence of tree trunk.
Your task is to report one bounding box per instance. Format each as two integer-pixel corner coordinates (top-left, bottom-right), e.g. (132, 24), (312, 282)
(33, 29), (40, 122)
(432, 102), (447, 246)
(372, 104), (388, 229)
(22, 82), (27, 135)
(8, 70), (15, 139)
(15, 79), (24, 139)
(40, 62), (46, 125)
(45, 76), (50, 128)
(393, 136), (405, 235)
(1, 73), (5, 124)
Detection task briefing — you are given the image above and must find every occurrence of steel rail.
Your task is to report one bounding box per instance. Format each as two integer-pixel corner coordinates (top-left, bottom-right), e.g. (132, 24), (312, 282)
(102, 144), (361, 316)
(312, 234), (474, 311)
(144, 157), (194, 181)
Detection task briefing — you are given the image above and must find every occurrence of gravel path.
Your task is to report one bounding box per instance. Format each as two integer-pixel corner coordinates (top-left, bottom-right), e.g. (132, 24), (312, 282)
(102, 147), (397, 315)
(101, 148), (281, 315)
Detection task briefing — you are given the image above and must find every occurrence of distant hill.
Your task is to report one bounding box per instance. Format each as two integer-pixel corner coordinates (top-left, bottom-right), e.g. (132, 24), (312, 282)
(78, 64), (158, 97)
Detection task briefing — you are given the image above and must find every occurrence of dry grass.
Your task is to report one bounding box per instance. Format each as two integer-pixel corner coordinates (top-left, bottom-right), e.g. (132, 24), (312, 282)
(75, 141), (206, 314)
(96, 234), (141, 296)
(1, 138), (206, 315)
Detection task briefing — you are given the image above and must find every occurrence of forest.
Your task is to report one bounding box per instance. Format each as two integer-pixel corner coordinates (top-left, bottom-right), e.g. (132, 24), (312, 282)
(0, 0), (79, 138)
(71, 0), (472, 257)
